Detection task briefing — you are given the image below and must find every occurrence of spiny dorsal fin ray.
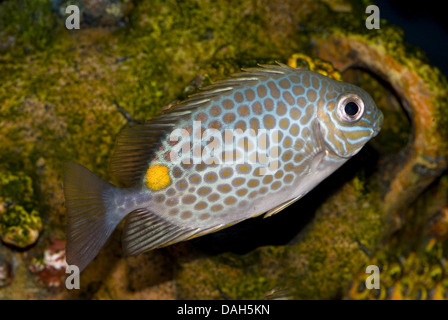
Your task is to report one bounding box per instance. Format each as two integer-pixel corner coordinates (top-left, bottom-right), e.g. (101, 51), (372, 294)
(110, 121), (174, 187)
(165, 62), (295, 114)
(243, 62), (296, 75)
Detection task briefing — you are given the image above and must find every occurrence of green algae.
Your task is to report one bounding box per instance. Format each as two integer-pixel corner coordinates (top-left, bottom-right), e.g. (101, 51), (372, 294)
(0, 0), (447, 299)
(110, 0), (301, 121)
(0, 171), (42, 248)
(0, 0), (59, 52)
(347, 173), (448, 300)
(0, 206), (42, 248)
(0, 171), (36, 208)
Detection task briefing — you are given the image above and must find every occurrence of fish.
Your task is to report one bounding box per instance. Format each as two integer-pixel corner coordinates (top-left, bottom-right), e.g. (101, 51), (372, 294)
(63, 63), (383, 271)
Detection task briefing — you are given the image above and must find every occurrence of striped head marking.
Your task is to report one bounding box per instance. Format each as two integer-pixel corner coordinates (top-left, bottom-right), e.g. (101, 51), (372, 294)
(315, 73), (384, 158)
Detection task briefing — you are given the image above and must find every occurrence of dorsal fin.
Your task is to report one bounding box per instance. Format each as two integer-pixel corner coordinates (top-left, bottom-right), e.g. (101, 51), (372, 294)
(243, 62), (295, 75)
(110, 63), (296, 186)
(165, 62), (294, 114)
(109, 120), (173, 187)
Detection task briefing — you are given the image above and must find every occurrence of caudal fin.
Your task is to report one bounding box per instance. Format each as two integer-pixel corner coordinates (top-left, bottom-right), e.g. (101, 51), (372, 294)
(63, 161), (123, 272)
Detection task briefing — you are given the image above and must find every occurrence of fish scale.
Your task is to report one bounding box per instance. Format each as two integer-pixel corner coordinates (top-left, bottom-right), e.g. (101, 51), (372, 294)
(63, 63), (383, 271)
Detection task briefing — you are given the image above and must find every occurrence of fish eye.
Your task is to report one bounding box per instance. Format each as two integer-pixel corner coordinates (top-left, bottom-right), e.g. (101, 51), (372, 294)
(344, 102), (359, 116)
(337, 94), (364, 123)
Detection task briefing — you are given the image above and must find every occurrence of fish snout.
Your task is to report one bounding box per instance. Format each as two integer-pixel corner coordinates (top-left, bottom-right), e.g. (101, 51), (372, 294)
(372, 109), (384, 137)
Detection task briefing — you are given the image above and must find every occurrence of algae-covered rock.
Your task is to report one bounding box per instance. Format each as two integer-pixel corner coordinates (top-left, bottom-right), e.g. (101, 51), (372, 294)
(0, 171), (36, 208)
(347, 175), (448, 300)
(0, 205), (42, 248)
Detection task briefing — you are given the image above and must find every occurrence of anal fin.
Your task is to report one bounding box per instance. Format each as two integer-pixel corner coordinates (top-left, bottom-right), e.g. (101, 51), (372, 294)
(122, 209), (198, 256)
(263, 195), (303, 218)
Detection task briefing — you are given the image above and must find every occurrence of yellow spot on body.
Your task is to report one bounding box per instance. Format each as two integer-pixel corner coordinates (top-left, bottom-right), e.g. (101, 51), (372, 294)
(145, 165), (171, 191)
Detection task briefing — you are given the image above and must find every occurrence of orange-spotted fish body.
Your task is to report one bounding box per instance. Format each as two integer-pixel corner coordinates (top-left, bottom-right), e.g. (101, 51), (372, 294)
(63, 64), (383, 271)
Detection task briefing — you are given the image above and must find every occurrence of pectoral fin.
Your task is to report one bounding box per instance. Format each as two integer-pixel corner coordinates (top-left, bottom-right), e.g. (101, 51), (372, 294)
(263, 195), (303, 218)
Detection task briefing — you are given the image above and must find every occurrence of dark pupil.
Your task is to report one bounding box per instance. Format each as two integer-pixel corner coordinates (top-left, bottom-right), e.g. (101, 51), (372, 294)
(344, 101), (359, 116)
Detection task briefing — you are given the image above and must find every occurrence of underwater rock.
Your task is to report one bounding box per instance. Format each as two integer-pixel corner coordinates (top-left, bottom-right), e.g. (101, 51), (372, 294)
(91, 248), (176, 299)
(345, 168), (448, 299)
(0, 0), (56, 52)
(347, 251), (447, 300)
(0, 172), (42, 248)
(0, 255), (13, 288)
(53, 0), (131, 27)
(0, 206), (42, 248)
(0, 34), (16, 52)
(311, 30), (448, 222)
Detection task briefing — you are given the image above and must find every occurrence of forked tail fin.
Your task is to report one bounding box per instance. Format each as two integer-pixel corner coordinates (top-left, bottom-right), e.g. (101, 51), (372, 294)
(63, 161), (124, 272)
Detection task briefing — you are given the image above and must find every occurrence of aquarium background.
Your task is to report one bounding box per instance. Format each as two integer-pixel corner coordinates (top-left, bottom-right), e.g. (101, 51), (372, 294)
(0, 0), (447, 300)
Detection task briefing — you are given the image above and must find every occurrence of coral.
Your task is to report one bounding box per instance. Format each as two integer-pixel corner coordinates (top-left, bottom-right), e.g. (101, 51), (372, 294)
(29, 238), (68, 290)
